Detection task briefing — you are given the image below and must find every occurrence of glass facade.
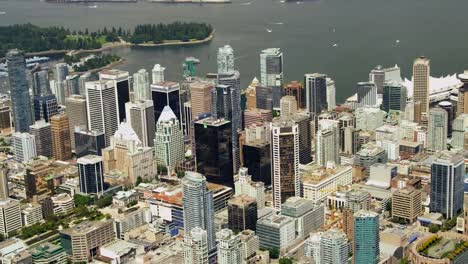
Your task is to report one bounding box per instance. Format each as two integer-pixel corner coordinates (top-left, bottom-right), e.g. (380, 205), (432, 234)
(152, 89), (181, 124)
(33, 94), (58, 122)
(78, 158), (104, 195)
(74, 131), (105, 158)
(305, 74), (327, 116)
(354, 212), (379, 264)
(430, 159), (464, 219)
(242, 142), (271, 186)
(7, 50), (33, 132)
(194, 119), (233, 186)
(116, 80), (130, 123)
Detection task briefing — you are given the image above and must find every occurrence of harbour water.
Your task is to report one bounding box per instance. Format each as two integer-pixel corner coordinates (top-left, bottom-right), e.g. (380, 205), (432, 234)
(1, 0), (468, 102)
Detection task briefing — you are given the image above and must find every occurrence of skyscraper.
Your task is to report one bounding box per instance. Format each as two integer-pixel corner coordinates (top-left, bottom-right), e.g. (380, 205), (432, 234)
(281, 197), (325, 239)
(133, 69), (151, 101)
(30, 120), (52, 158)
(151, 81), (182, 124)
(292, 113), (313, 164)
(369, 65), (385, 94)
(382, 81), (407, 112)
(194, 117), (233, 186)
(427, 108), (448, 151)
(154, 106), (185, 173)
(304, 73), (328, 116)
(353, 210), (379, 264)
(430, 151), (464, 219)
(32, 70), (51, 96)
(413, 56), (430, 119)
(65, 95), (88, 151)
(260, 48), (283, 109)
(283, 81), (305, 109)
(102, 122), (155, 184)
(182, 172), (216, 253)
(0, 164), (9, 200)
(190, 81), (214, 120)
(316, 120), (340, 166)
(152, 64), (165, 84)
(74, 128), (105, 158)
(50, 113), (72, 161)
(0, 199), (22, 238)
(33, 94), (58, 123)
(356, 82), (377, 108)
(280, 96), (297, 117)
(7, 50), (33, 132)
(12, 132), (37, 163)
(438, 101), (454, 137)
(207, 71), (242, 173)
(326, 78), (336, 111)
(216, 229), (242, 264)
(255, 85), (273, 110)
(228, 195), (257, 233)
(217, 45), (235, 74)
(99, 69), (130, 123)
(321, 229), (349, 264)
(77, 155), (104, 196)
(270, 118), (299, 210)
(184, 227), (209, 264)
(125, 100), (156, 147)
(452, 114), (468, 150)
(53, 63), (69, 104)
(86, 80), (119, 146)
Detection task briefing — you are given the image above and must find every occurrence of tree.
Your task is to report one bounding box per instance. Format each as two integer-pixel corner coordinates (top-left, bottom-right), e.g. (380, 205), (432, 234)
(96, 194), (113, 208)
(135, 176), (143, 187)
(400, 257), (410, 264)
(74, 194), (92, 207)
(266, 248), (279, 259)
(385, 201), (392, 214)
(429, 224), (440, 233)
(279, 257), (294, 264)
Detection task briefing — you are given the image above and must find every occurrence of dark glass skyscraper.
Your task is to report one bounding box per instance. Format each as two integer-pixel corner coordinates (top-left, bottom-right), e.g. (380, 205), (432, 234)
(7, 50), (33, 132)
(151, 81), (181, 125)
(242, 141), (271, 186)
(33, 94), (58, 122)
(430, 152), (464, 219)
(382, 82), (407, 113)
(32, 70), (51, 96)
(304, 73), (327, 117)
(255, 86), (273, 110)
(194, 117), (233, 186)
(77, 155), (104, 195)
(74, 128), (106, 158)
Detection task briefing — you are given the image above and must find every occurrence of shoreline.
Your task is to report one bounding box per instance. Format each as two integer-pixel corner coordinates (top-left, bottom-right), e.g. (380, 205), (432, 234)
(1, 30), (215, 60)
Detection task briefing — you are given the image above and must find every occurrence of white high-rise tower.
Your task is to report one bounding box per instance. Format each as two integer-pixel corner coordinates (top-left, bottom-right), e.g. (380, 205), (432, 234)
(152, 64), (165, 84)
(133, 69), (150, 101)
(217, 45), (235, 74)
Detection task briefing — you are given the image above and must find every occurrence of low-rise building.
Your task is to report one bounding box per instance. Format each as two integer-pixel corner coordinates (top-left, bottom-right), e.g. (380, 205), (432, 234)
(60, 220), (115, 263)
(30, 242), (67, 264)
(301, 165), (353, 202)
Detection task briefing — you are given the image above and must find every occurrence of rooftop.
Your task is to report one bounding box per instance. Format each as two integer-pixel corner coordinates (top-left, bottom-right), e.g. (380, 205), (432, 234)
(195, 117), (230, 127)
(61, 220), (111, 236)
(101, 240), (139, 256)
(228, 195), (256, 206)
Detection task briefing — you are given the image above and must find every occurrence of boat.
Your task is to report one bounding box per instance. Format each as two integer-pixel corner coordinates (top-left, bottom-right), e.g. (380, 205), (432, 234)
(332, 43), (338, 47)
(0, 12), (6, 15)
(296, 1), (303, 4)
(240, 2), (251, 5)
(395, 40), (400, 43)
(274, 22), (284, 25)
(266, 28), (272, 33)
(280, 0), (285, 2)
(88, 5), (98, 9)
